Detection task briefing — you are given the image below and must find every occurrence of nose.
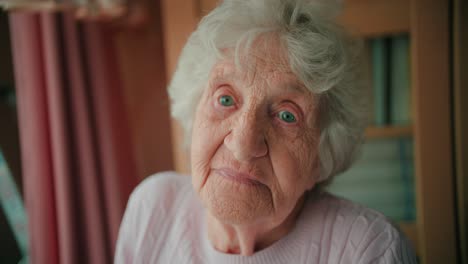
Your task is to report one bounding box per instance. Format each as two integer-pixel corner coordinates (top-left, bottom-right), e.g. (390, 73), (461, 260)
(224, 110), (268, 161)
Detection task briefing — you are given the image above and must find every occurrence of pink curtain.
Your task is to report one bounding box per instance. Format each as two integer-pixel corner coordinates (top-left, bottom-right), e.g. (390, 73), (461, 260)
(9, 12), (138, 264)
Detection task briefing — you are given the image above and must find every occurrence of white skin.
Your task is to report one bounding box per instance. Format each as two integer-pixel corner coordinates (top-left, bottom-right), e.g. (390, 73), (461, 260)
(191, 41), (320, 256)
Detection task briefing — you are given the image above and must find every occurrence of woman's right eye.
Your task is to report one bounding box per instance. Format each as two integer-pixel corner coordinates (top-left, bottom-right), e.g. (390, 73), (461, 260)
(218, 95), (235, 107)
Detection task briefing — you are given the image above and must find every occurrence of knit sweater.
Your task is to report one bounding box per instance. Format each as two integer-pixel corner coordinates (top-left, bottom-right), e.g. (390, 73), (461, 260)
(115, 172), (417, 263)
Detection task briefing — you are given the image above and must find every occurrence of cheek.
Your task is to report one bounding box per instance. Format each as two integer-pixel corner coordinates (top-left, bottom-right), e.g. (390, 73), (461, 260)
(190, 105), (231, 191)
(270, 133), (318, 199)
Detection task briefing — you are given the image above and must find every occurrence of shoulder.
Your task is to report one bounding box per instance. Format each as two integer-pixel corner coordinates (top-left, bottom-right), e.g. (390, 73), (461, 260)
(307, 192), (417, 263)
(128, 171), (192, 209)
(115, 171), (194, 262)
(119, 171), (193, 237)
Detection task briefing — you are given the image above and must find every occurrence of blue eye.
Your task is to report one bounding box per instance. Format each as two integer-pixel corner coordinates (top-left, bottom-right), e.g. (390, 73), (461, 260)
(219, 95), (234, 107)
(278, 110), (296, 123)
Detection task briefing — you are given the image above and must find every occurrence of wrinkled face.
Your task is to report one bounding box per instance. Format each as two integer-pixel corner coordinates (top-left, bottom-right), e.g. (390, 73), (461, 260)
(191, 45), (320, 227)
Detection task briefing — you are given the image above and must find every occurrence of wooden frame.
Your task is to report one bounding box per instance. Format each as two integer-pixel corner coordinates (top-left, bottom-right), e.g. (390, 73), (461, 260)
(365, 126), (412, 139)
(338, 0), (410, 37)
(454, 0), (468, 262)
(340, 1), (457, 262)
(410, 0), (457, 262)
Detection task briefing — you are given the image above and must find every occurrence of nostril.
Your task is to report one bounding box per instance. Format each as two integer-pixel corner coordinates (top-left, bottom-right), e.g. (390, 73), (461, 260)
(224, 127), (268, 160)
(253, 138), (268, 158)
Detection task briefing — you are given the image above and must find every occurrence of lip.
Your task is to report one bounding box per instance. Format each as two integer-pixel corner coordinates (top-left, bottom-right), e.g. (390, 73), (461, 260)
(213, 168), (263, 186)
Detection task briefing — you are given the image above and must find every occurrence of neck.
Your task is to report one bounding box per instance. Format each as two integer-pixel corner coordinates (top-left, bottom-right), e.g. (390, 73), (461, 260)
(206, 195), (306, 256)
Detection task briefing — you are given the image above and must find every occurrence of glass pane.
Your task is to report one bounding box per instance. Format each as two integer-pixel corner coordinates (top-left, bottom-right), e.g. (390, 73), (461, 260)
(326, 137), (416, 221)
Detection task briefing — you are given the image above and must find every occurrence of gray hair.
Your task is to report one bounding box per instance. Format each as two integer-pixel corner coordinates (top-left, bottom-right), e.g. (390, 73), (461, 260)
(168, 0), (366, 183)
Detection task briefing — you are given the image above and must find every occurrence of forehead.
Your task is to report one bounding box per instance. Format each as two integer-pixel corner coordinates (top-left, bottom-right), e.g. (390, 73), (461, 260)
(210, 60), (296, 84)
(210, 44), (307, 94)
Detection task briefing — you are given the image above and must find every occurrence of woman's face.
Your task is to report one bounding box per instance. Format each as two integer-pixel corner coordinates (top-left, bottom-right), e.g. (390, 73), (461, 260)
(191, 47), (320, 228)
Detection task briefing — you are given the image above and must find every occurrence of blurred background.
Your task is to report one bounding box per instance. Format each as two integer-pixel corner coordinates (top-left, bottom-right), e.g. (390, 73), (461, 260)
(0, 0), (466, 263)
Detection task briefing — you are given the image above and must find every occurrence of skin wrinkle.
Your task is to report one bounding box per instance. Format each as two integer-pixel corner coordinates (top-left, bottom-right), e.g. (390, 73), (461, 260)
(191, 39), (320, 256)
(191, 98), (220, 194)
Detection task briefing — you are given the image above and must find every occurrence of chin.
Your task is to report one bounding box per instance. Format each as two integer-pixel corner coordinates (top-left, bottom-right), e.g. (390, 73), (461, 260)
(199, 172), (274, 225)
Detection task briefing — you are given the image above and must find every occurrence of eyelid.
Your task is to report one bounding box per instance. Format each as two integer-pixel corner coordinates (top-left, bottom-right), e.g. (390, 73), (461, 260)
(272, 103), (304, 127)
(276, 110), (299, 124)
(213, 85), (239, 108)
(278, 110), (297, 121)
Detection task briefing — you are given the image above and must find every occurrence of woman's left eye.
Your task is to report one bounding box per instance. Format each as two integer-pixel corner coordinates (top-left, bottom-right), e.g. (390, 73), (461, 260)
(278, 110), (297, 123)
(219, 95), (235, 107)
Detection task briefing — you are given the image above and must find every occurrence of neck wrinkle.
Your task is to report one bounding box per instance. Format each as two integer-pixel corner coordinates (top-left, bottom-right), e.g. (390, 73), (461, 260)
(202, 191), (326, 264)
(206, 193), (307, 256)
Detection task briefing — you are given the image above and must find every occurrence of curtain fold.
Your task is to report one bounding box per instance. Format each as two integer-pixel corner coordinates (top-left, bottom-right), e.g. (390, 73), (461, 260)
(9, 11), (138, 264)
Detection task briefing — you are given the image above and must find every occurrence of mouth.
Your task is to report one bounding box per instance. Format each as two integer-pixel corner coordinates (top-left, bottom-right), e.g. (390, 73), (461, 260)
(213, 168), (263, 186)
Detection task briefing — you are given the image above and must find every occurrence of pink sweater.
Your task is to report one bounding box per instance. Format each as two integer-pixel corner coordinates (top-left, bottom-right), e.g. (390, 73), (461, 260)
(115, 172), (417, 263)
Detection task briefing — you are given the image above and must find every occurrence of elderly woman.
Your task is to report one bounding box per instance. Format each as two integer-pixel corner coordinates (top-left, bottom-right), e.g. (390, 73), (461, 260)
(115, 0), (417, 263)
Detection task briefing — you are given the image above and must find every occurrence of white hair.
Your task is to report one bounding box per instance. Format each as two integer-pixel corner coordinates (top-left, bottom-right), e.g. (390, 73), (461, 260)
(168, 0), (367, 183)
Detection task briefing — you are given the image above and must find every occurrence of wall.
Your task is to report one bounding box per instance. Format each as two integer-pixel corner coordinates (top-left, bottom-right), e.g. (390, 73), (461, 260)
(115, 1), (174, 178)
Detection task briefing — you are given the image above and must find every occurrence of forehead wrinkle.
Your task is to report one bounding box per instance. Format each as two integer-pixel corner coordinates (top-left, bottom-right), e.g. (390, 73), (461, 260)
(210, 62), (235, 82)
(210, 53), (311, 100)
(261, 71), (313, 103)
(243, 62), (296, 93)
